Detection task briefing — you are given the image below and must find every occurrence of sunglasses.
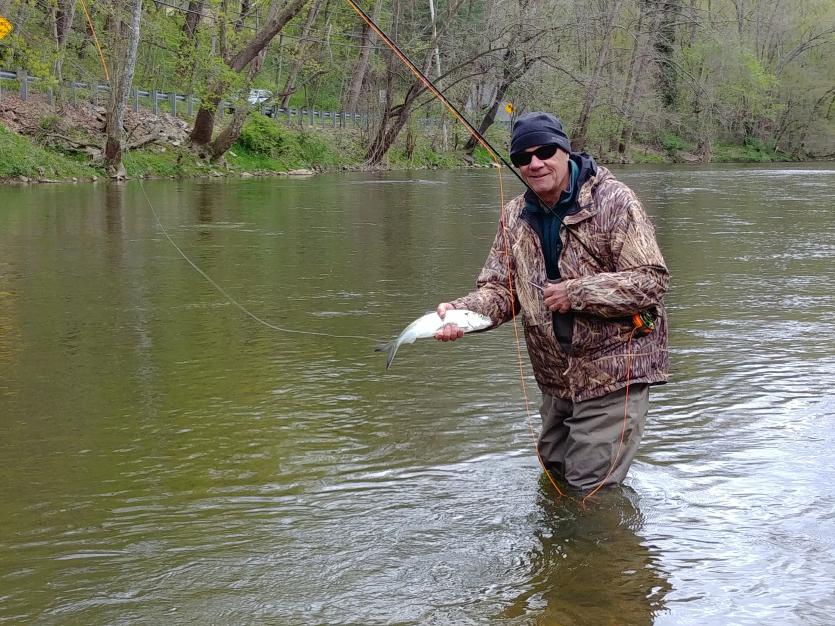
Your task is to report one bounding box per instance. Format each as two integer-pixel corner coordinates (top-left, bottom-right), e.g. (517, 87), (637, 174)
(510, 144), (560, 167)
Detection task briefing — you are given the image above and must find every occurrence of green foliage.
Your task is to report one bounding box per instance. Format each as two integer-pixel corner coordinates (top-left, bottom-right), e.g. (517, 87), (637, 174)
(630, 148), (666, 164)
(231, 115), (360, 170)
(123, 147), (208, 178)
(659, 132), (689, 153)
(389, 142), (460, 168)
(712, 139), (790, 163)
(237, 114), (296, 157)
(471, 145), (495, 166)
(2, 0), (834, 171)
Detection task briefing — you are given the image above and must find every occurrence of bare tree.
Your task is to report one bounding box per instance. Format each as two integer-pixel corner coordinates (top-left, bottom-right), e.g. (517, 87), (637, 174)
(572, 0), (623, 152)
(51, 0), (77, 85)
(103, 0), (143, 178)
(344, 0), (384, 113)
(616, 0), (667, 158)
(364, 0), (466, 165)
(279, 0), (325, 108)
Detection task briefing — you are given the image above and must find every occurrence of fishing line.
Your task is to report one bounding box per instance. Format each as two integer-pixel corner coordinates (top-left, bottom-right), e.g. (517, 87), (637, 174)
(134, 181), (382, 342)
(81, 9), (381, 344)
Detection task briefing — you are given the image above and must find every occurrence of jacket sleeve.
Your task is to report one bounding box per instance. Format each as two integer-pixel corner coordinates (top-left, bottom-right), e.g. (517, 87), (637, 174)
(449, 206), (520, 326)
(564, 193), (669, 318)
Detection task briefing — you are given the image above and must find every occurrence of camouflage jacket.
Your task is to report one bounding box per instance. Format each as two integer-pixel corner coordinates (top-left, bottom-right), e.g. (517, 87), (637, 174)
(451, 165), (669, 402)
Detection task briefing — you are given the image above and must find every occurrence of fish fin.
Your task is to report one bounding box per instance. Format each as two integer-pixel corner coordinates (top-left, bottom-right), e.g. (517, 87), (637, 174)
(374, 340), (399, 369)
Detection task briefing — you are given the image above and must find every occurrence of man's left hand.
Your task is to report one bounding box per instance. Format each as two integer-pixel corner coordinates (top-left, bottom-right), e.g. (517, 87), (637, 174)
(543, 281), (571, 313)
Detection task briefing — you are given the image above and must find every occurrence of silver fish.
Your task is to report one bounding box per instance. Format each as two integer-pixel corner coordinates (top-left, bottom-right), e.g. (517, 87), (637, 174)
(376, 309), (492, 369)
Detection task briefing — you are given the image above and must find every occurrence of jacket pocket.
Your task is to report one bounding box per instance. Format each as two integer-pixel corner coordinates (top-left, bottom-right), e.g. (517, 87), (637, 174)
(572, 314), (633, 357)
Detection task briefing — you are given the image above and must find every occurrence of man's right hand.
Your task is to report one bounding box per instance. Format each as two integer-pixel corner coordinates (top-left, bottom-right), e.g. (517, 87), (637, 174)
(435, 302), (464, 341)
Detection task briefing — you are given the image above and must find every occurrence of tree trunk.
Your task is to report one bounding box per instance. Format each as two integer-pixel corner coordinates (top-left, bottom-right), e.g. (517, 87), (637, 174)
(235, 0), (251, 32)
(344, 0), (383, 113)
(363, 0), (466, 165)
(104, 0), (143, 179)
(188, 0), (308, 148)
(209, 105), (250, 161)
(618, 1), (665, 158)
(573, 0), (622, 152)
(177, 0), (205, 90)
(183, 0), (203, 38)
(52, 0), (77, 89)
(208, 50), (268, 160)
(463, 80), (509, 155)
(191, 104), (219, 147)
(279, 0), (324, 109)
(365, 96), (419, 164)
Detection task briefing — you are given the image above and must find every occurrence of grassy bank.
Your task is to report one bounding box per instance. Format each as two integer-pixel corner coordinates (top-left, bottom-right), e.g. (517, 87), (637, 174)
(0, 114), (467, 183)
(0, 124), (101, 181)
(0, 115), (802, 185)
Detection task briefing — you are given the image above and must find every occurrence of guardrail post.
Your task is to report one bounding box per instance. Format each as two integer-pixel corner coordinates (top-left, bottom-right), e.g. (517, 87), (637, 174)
(151, 89), (159, 114)
(17, 68), (28, 101)
(169, 92), (177, 117)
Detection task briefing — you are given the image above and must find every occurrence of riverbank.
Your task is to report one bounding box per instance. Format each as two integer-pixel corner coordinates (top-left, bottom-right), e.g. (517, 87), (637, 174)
(0, 95), (804, 185)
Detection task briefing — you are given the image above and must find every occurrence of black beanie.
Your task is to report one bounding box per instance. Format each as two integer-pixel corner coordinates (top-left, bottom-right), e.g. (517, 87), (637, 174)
(510, 112), (572, 156)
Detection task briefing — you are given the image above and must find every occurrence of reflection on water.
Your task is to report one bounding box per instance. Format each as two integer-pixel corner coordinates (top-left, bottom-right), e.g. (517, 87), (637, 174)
(1, 164), (835, 624)
(501, 481), (670, 625)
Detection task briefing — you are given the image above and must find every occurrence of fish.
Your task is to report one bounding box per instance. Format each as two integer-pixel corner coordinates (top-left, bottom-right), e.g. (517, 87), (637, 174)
(376, 309), (492, 369)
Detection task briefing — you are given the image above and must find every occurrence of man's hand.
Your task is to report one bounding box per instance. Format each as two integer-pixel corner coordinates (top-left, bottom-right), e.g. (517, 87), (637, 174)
(435, 302), (464, 341)
(543, 281), (572, 313)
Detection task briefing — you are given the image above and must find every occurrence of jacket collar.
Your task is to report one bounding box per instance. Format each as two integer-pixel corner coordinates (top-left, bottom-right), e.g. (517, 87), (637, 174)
(563, 163), (612, 225)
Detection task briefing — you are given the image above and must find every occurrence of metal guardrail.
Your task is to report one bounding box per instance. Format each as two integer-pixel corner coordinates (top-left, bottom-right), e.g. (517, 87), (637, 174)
(0, 68), (370, 129)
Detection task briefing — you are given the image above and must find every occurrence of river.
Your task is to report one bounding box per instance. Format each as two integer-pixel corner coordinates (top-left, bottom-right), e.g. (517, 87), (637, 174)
(1, 164), (834, 625)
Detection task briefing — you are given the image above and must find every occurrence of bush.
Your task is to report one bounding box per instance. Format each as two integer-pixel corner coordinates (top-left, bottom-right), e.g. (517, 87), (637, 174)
(712, 138), (789, 162)
(659, 132), (688, 152)
(237, 113), (297, 157)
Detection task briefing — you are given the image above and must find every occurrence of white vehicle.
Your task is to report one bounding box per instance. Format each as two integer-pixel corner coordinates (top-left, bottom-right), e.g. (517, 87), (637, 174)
(248, 89), (273, 105)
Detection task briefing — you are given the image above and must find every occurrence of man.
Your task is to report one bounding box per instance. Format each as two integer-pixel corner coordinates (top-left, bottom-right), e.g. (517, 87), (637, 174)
(436, 112), (668, 492)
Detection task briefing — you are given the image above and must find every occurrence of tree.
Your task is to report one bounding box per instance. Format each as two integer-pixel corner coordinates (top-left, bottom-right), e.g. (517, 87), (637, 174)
(188, 0), (309, 160)
(363, 0), (466, 165)
(279, 0), (326, 108)
(615, 0), (667, 158)
(51, 0), (77, 86)
(572, 0), (623, 152)
(343, 0), (383, 113)
(462, 0), (556, 156)
(103, 0), (143, 178)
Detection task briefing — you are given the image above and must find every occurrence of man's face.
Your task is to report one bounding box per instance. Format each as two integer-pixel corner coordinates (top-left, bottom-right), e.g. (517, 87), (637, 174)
(518, 145), (570, 206)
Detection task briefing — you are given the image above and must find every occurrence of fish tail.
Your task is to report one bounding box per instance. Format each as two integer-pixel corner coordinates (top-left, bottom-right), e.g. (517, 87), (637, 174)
(374, 340), (399, 369)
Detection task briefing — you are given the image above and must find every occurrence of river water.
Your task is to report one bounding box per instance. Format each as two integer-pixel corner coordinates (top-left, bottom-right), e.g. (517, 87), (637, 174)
(1, 164), (834, 625)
